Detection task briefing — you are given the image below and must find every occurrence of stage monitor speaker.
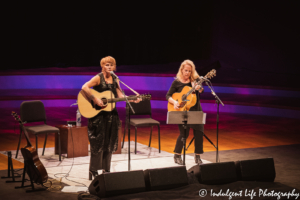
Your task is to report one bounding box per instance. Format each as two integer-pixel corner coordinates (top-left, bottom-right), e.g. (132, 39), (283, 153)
(88, 170), (146, 198)
(144, 166), (188, 191)
(188, 162), (237, 185)
(235, 158), (276, 182)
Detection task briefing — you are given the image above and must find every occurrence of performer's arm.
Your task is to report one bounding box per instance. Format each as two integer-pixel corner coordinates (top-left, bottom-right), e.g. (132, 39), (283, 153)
(166, 81), (180, 109)
(81, 76), (103, 106)
(194, 85), (204, 93)
(194, 78), (204, 93)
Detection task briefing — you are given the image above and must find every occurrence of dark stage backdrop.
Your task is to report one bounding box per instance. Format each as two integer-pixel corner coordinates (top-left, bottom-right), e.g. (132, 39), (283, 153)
(4, 1), (299, 75)
(5, 2), (213, 69)
(210, 1), (300, 74)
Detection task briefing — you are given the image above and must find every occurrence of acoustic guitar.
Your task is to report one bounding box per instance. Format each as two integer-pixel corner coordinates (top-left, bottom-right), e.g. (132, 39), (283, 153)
(168, 69), (216, 112)
(11, 112), (48, 185)
(78, 89), (151, 118)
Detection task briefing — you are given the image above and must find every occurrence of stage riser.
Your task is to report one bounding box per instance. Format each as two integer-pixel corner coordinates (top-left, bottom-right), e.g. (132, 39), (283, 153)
(1, 75), (299, 119)
(1, 99), (300, 119)
(1, 75), (299, 97)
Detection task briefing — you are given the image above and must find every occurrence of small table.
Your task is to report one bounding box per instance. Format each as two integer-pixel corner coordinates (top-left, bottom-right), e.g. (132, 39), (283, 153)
(55, 121), (122, 157)
(55, 125), (89, 158)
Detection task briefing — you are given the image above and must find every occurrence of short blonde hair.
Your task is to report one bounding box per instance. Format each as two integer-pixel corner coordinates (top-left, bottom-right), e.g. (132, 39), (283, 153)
(176, 59), (200, 82)
(100, 56), (116, 71)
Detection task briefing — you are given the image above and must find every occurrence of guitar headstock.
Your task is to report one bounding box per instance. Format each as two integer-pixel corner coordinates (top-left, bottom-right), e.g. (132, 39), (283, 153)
(141, 94), (152, 101)
(204, 69), (216, 79)
(12, 111), (32, 147)
(11, 111), (23, 125)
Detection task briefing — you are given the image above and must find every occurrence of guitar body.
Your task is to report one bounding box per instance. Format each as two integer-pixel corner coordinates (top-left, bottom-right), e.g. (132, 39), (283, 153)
(78, 89), (116, 118)
(12, 111), (48, 186)
(78, 89), (151, 118)
(167, 69), (216, 112)
(168, 86), (197, 112)
(21, 146), (48, 184)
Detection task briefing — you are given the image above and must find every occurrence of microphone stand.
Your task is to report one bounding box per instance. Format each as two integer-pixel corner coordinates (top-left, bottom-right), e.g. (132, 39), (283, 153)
(182, 110), (188, 165)
(112, 73), (137, 171)
(205, 81), (224, 162)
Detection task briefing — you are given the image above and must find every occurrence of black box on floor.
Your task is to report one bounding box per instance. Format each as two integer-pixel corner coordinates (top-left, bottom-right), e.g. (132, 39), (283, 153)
(88, 170), (146, 198)
(144, 166), (188, 191)
(235, 158), (276, 182)
(188, 162), (237, 185)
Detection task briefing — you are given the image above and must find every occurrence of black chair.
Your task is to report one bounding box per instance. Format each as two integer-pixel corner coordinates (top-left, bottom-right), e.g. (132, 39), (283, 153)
(15, 100), (61, 161)
(122, 100), (160, 154)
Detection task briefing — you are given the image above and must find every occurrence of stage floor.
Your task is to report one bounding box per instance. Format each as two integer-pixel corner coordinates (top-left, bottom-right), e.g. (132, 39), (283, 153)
(0, 144), (299, 200)
(1, 142), (211, 192)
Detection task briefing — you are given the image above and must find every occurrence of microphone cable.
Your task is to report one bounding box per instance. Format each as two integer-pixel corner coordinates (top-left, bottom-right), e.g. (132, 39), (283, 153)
(51, 126), (88, 191)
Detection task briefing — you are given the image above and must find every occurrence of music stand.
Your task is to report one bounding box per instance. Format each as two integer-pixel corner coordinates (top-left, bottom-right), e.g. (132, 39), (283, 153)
(167, 111), (206, 165)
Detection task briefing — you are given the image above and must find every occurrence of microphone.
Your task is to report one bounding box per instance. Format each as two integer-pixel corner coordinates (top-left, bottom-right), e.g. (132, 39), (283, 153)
(200, 76), (210, 82)
(70, 102), (78, 107)
(110, 71), (119, 79)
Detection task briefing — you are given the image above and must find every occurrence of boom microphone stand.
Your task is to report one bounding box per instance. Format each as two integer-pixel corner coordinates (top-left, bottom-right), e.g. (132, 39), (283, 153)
(205, 80), (224, 162)
(110, 72), (139, 171)
(186, 80), (224, 163)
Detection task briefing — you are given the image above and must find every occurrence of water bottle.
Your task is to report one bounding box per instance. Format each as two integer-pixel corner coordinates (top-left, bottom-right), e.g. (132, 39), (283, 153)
(76, 109), (81, 127)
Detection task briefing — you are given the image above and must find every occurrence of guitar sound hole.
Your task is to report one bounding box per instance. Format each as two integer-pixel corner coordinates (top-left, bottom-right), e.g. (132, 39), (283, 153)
(179, 102), (186, 108)
(101, 98), (108, 106)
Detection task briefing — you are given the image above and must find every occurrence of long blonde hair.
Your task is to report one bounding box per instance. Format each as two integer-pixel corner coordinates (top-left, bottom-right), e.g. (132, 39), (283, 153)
(176, 60), (199, 82)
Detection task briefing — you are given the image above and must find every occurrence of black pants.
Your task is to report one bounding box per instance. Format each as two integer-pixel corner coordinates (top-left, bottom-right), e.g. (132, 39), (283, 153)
(174, 125), (204, 154)
(89, 151), (112, 172)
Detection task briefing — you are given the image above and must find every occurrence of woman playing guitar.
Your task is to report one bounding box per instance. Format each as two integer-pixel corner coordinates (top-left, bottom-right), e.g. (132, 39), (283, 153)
(81, 56), (141, 179)
(166, 59), (205, 165)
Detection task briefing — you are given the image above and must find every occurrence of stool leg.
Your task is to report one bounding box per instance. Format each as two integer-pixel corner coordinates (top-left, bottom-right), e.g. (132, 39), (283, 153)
(122, 121), (127, 148)
(16, 126), (23, 159)
(58, 131), (61, 161)
(135, 127), (137, 154)
(35, 135), (38, 155)
(158, 125), (161, 153)
(149, 126), (153, 147)
(42, 133), (48, 156)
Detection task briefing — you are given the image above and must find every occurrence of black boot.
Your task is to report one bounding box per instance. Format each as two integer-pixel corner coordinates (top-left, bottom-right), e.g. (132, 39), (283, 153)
(174, 154), (183, 165)
(195, 154), (203, 164)
(102, 151), (112, 174)
(102, 169), (110, 174)
(89, 170), (99, 180)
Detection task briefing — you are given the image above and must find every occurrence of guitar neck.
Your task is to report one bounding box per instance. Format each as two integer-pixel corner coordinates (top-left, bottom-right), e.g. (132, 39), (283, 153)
(185, 89), (194, 97)
(185, 78), (205, 97)
(22, 125), (32, 147)
(108, 96), (138, 103)
(12, 113), (32, 147)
